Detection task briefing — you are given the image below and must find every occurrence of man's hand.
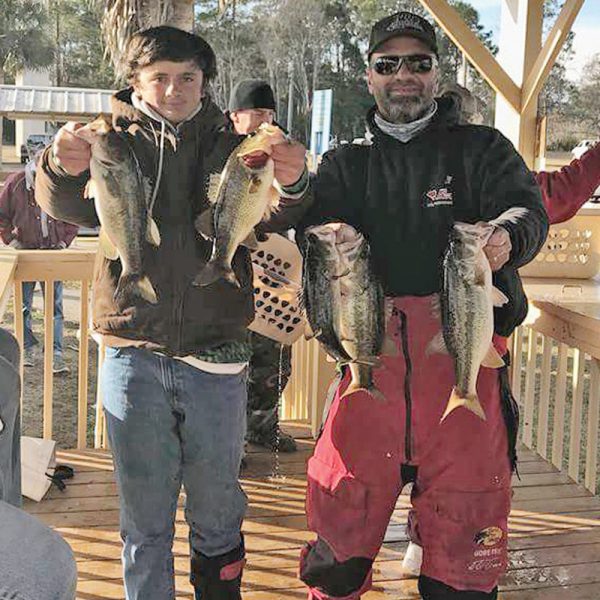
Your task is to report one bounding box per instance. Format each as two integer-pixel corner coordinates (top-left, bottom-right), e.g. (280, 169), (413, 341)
(271, 140), (306, 187)
(52, 122), (92, 176)
(483, 226), (512, 271)
(8, 239), (24, 249)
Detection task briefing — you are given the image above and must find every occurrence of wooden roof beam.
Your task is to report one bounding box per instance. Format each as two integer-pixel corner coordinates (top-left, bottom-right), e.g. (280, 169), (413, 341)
(418, 0), (521, 112)
(521, 0), (585, 113)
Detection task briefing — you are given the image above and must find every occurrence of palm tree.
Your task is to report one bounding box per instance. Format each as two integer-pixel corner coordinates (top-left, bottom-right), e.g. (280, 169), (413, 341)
(0, 0), (55, 85)
(98, 0), (195, 79)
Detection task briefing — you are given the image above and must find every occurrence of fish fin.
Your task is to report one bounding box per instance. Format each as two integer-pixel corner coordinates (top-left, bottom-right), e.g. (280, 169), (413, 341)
(303, 323), (320, 340)
(355, 356), (381, 368)
(491, 286), (509, 307)
(261, 186), (281, 221)
(488, 207), (529, 228)
(114, 274), (158, 310)
(240, 230), (259, 250)
(440, 388), (486, 422)
(207, 173), (222, 205)
(382, 335), (398, 357)
(296, 288), (306, 314)
(146, 218), (161, 247)
(84, 179), (97, 200)
(194, 210), (214, 239)
(426, 330), (448, 356)
(340, 381), (386, 403)
(481, 344), (505, 368)
(430, 294), (442, 320)
(193, 259), (240, 288)
(99, 229), (119, 261)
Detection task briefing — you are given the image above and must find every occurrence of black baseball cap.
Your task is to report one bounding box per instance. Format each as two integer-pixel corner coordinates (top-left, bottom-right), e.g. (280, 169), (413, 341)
(229, 79), (276, 112)
(368, 12), (438, 59)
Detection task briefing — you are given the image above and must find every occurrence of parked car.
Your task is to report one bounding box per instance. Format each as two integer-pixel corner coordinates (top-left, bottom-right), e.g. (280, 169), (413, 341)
(571, 139), (599, 160)
(20, 133), (54, 164)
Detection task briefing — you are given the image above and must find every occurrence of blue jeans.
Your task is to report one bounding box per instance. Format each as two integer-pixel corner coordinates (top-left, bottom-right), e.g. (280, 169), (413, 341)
(0, 328), (77, 600)
(0, 327), (21, 507)
(0, 500), (77, 600)
(102, 347), (248, 600)
(22, 280), (64, 355)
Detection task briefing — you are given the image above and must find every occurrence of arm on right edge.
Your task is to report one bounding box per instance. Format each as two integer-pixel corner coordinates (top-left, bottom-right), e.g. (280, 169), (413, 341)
(536, 143), (600, 225)
(35, 146), (100, 229)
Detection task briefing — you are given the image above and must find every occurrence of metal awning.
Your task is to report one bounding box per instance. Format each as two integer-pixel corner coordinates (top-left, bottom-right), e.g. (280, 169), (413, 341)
(0, 84), (113, 121)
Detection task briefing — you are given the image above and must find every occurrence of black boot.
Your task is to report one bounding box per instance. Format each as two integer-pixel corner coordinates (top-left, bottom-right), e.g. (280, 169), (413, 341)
(418, 576), (498, 599)
(191, 538), (245, 600)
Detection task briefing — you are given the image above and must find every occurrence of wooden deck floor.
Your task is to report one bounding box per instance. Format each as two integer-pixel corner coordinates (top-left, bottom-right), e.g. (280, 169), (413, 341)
(24, 424), (600, 599)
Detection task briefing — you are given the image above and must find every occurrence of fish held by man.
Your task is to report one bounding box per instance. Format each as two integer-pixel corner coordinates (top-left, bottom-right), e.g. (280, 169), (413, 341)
(429, 207), (529, 422)
(303, 222), (396, 402)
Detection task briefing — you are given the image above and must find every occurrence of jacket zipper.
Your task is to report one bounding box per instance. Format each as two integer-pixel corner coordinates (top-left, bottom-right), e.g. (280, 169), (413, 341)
(398, 309), (414, 464)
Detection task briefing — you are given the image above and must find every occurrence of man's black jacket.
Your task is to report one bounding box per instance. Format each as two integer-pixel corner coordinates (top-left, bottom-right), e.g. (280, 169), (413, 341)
(298, 97), (549, 337)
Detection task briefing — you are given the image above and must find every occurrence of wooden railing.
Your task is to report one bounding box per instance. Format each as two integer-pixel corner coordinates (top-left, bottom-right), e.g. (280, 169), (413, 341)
(512, 294), (600, 494)
(5, 245), (600, 494)
(1, 246), (96, 448)
(0, 243), (332, 449)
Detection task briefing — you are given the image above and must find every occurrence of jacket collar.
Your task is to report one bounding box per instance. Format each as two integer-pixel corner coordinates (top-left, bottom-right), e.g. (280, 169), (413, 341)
(109, 88), (228, 146)
(366, 95), (460, 142)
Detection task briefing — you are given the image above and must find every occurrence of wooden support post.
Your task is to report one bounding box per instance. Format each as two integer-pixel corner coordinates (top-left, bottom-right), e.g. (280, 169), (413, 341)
(495, 0), (544, 167)
(522, 0), (585, 113)
(418, 0), (520, 111)
(43, 279), (54, 440)
(13, 280), (24, 414)
(77, 280), (90, 449)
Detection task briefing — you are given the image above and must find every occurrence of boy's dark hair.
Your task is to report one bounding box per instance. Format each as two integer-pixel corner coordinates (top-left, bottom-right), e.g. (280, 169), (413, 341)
(125, 26), (217, 84)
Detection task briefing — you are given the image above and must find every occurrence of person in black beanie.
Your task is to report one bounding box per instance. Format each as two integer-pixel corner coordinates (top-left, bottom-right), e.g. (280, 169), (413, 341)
(228, 79), (277, 135)
(228, 79), (297, 454)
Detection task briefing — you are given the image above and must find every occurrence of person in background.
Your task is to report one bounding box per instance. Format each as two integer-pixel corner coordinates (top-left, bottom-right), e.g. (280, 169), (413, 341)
(0, 153), (79, 374)
(0, 326), (78, 599)
(228, 79), (297, 453)
(441, 82), (600, 224)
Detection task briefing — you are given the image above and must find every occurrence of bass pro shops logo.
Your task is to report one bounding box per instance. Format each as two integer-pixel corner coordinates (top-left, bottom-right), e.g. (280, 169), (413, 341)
(474, 526), (504, 547)
(423, 176), (454, 208)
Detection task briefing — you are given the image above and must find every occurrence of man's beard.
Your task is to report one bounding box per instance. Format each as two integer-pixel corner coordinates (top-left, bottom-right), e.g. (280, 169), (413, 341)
(374, 86), (435, 123)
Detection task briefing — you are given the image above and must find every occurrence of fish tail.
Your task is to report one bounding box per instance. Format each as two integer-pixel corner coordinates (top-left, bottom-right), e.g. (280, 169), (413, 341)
(440, 388), (486, 423)
(114, 274), (158, 310)
(193, 259), (240, 288)
(340, 380), (386, 403)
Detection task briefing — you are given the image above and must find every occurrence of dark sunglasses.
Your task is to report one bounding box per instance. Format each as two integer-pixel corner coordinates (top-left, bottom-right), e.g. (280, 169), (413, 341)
(372, 54), (436, 76)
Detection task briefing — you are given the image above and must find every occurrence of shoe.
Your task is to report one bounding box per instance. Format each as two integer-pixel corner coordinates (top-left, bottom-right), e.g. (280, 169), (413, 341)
(248, 429), (298, 452)
(53, 356), (70, 375)
(23, 348), (35, 367)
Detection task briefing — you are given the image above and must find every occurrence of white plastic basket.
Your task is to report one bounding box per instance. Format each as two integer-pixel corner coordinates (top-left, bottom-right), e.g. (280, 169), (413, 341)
(248, 234), (306, 344)
(520, 225), (599, 279)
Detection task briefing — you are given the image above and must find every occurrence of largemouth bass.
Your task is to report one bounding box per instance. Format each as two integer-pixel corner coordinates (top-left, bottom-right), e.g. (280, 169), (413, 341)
(194, 123), (283, 288)
(303, 222), (394, 401)
(431, 208), (529, 421)
(79, 116), (160, 311)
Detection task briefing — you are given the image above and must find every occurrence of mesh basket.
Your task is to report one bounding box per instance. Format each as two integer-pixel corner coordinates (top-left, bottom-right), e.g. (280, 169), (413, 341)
(248, 234), (306, 344)
(519, 225), (600, 279)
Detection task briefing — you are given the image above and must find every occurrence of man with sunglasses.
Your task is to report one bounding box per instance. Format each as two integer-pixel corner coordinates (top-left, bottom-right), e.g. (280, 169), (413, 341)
(297, 11), (548, 600)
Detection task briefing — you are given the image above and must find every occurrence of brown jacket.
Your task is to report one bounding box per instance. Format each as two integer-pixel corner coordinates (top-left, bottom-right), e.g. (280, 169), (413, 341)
(36, 89), (311, 355)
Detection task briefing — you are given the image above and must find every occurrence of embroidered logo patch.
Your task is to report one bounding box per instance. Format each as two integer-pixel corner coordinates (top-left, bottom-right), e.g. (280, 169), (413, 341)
(474, 526), (504, 547)
(423, 176), (454, 207)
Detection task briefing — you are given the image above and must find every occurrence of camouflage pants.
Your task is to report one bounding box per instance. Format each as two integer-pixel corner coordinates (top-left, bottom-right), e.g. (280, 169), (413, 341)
(247, 332), (292, 443)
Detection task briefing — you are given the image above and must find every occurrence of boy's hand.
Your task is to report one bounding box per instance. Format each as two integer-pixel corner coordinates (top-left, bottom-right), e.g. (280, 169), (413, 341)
(271, 140), (306, 186)
(53, 122), (92, 176)
(484, 226), (512, 271)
